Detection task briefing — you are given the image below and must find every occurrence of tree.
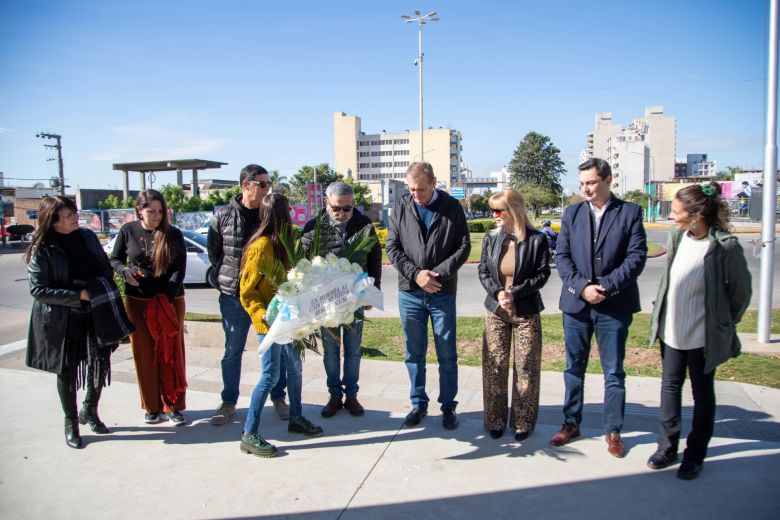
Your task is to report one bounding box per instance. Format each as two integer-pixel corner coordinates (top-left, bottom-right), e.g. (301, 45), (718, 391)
(269, 169), (290, 196)
(715, 165), (742, 181)
(344, 177), (373, 208)
(468, 193), (489, 213)
(160, 184), (186, 212)
(507, 131), (565, 195)
(289, 163), (343, 205)
(624, 189), (650, 210)
(98, 194), (122, 209)
(515, 181), (559, 218)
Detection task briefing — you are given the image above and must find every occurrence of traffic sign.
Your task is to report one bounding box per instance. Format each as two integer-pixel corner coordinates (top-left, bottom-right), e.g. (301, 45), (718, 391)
(449, 187), (465, 200)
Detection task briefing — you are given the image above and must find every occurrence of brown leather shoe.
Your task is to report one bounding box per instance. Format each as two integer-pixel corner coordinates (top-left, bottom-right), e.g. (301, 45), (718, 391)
(320, 396), (343, 418)
(550, 424), (580, 446)
(606, 431), (625, 458)
(343, 396), (365, 416)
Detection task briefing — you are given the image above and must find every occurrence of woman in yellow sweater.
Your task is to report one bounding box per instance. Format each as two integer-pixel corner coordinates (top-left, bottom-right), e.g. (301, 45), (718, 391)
(239, 194), (323, 458)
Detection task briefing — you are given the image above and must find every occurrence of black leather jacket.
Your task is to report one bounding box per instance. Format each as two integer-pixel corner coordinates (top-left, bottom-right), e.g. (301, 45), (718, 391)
(478, 227), (551, 317)
(26, 228), (113, 373)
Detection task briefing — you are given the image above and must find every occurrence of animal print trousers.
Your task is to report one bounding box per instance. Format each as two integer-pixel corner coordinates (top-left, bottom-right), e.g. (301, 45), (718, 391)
(482, 310), (542, 433)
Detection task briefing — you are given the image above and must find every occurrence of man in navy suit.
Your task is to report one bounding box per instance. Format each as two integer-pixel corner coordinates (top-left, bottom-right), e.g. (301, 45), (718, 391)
(550, 158), (647, 458)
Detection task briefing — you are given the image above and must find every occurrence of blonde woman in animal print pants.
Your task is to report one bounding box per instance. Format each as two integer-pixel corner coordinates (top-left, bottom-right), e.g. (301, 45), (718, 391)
(477, 189), (551, 442)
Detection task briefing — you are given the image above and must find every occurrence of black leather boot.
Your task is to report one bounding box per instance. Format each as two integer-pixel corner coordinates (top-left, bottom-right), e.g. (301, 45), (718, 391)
(78, 404), (109, 434)
(65, 417), (83, 449)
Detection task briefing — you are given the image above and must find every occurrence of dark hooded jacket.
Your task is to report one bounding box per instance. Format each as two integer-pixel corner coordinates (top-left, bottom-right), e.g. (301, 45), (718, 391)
(300, 208), (382, 289)
(207, 195), (259, 296)
(385, 190), (471, 293)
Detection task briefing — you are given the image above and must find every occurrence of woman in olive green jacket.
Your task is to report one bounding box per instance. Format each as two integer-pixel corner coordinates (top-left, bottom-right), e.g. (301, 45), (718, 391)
(647, 182), (751, 480)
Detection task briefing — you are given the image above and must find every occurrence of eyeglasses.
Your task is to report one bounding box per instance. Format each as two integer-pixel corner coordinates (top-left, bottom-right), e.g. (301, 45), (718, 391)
(330, 205), (353, 213)
(490, 207), (506, 216)
(248, 180), (271, 189)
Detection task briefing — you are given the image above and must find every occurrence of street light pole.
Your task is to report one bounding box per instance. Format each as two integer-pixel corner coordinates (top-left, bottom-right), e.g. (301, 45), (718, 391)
(402, 10), (439, 163)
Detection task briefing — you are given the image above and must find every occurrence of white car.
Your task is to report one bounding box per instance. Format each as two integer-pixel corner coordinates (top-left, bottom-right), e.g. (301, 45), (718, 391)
(103, 228), (215, 287)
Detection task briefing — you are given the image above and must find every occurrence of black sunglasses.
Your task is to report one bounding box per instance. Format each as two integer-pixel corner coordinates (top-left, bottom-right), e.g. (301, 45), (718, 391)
(330, 205), (353, 213)
(248, 180), (271, 189)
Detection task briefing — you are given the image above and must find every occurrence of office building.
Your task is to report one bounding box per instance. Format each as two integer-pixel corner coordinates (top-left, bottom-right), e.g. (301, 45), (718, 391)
(334, 112), (463, 200)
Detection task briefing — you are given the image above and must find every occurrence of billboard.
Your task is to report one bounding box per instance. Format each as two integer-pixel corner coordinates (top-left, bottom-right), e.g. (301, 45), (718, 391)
(306, 182), (323, 216)
(290, 205), (308, 226)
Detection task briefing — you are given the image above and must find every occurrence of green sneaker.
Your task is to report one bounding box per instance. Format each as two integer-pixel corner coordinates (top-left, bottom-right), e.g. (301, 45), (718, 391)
(288, 416), (324, 437)
(240, 432), (277, 458)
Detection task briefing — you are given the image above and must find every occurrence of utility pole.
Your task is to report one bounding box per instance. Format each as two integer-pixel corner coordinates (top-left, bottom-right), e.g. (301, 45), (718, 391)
(36, 132), (65, 195)
(758, 0), (778, 343)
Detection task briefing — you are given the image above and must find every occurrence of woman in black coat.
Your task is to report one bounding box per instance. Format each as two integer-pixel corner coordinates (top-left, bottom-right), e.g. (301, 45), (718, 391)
(26, 196), (118, 448)
(477, 188), (551, 442)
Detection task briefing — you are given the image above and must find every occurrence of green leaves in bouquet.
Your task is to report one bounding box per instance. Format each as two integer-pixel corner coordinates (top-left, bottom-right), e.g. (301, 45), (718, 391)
(292, 335), (320, 357)
(341, 224), (378, 265)
(278, 223), (306, 268)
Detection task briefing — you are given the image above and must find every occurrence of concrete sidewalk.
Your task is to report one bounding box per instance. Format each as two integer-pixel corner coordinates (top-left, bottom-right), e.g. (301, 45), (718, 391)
(0, 341), (779, 519)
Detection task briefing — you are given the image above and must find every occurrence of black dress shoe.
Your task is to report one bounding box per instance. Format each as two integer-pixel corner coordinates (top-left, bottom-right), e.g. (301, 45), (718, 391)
(404, 408), (427, 427)
(79, 405), (110, 434)
(442, 407), (459, 430)
(489, 429), (504, 439)
(514, 431), (530, 442)
(677, 459), (703, 480)
(65, 418), (83, 449)
(646, 449), (678, 470)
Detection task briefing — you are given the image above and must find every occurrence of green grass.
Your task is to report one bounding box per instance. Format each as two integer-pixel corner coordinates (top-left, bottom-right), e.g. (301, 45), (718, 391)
(185, 307), (780, 388)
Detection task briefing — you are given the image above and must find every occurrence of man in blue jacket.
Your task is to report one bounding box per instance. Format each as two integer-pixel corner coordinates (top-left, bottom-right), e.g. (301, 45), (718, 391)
(550, 158), (647, 458)
(386, 162), (471, 430)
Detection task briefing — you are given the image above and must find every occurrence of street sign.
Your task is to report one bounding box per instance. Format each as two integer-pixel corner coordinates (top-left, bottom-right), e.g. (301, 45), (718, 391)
(26, 211), (38, 219)
(449, 187), (465, 200)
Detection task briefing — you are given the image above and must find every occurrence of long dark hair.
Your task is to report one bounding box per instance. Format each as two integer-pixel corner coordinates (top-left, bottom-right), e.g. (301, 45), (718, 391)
(25, 196), (79, 264)
(675, 181), (730, 232)
(135, 189), (178, 277)
(242, 193), (293, 270)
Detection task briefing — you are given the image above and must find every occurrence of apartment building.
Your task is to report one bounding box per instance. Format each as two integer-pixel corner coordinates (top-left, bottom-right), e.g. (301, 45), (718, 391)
(334, 112), (463, 200)
(584, 106), (677, 194)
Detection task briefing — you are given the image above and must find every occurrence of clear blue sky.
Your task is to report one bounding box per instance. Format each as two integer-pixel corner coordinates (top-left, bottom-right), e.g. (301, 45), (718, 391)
(0, 0), (771, 194)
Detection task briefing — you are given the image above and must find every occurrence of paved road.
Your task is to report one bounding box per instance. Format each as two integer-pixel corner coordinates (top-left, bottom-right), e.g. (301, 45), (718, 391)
(1, 229), (777, 344)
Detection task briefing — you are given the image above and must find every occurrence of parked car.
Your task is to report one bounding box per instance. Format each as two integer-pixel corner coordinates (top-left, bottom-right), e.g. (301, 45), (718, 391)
(103, 228), (215, 287)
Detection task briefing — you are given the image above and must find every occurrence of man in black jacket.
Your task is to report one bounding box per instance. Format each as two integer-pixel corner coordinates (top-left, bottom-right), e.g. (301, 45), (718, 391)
(207, 164), (288, 425)
(386, 162), (471, 430)
(301, 181), (382, 418)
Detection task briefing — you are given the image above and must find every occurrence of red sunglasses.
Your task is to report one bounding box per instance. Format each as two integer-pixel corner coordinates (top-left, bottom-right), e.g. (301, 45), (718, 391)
(490, 207), (506, 216)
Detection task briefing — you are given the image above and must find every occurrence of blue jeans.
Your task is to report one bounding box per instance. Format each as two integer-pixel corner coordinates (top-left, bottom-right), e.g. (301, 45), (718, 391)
(321, 309), (364, 398)
(244, 335), (303, 435)
(219, 293), (286, 405)
(398, 290), (458, 411)
(562, 308), (632, 433)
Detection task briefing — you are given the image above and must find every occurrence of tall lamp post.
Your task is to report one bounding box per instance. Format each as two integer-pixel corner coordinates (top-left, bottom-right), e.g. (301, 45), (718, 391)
(401, 10), (439, 162)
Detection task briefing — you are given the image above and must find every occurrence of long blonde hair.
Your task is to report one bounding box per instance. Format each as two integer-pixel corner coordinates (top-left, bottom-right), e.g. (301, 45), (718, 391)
(489, 188), (533, 241)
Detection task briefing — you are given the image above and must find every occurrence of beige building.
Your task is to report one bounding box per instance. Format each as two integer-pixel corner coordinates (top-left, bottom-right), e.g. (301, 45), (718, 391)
(334, 112), (463, 200)
(584, 106), (677, 193)
(585, 112), (622, 163)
